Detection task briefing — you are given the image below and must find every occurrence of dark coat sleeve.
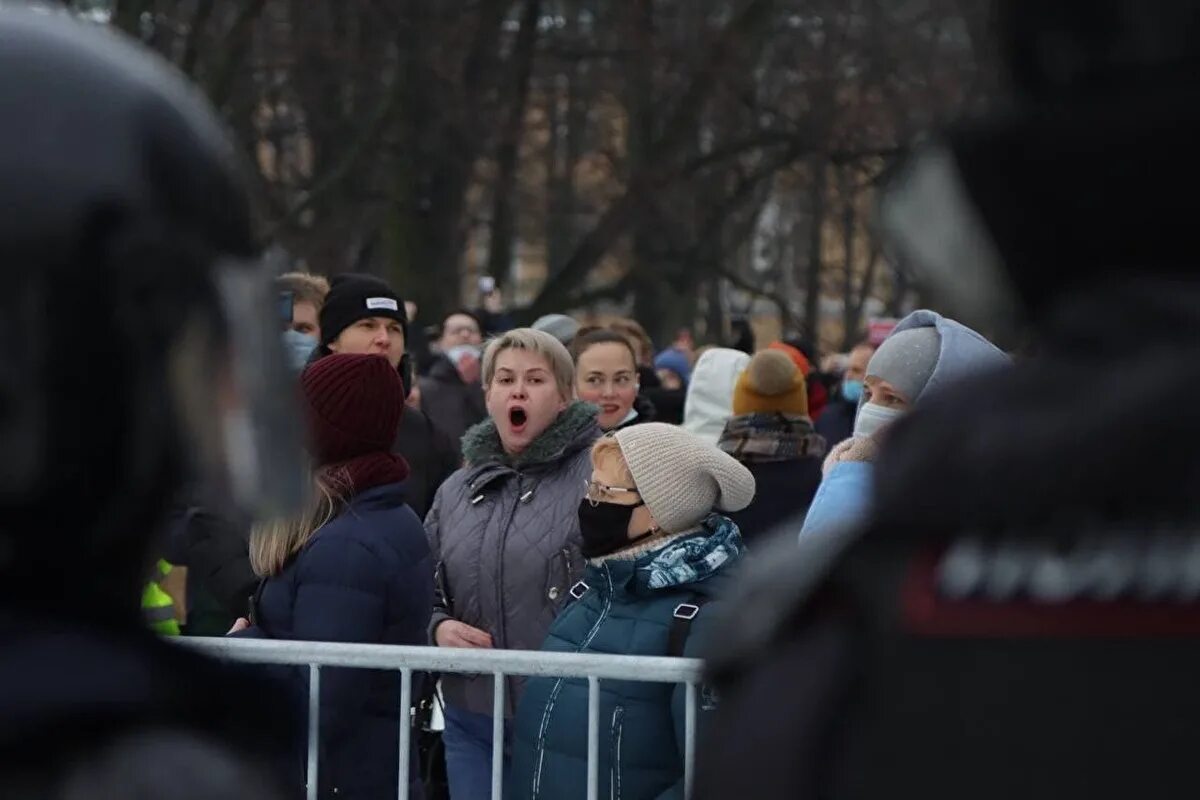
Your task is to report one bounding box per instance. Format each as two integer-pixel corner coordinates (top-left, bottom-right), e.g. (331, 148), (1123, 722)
(429, 420), (461, 498)
(424, 484), (455, 642)
(184, 508), (257, 619)
(395, 409), (461, 519)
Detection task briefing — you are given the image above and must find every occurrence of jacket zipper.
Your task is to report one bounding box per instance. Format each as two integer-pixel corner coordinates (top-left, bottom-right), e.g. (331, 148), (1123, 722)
(561, 547), (575, 595)
(610, 705), (625, 800)
(494, 471), (525, 650)
(531, 564), (614, 800)
(493, 471), (527, 720)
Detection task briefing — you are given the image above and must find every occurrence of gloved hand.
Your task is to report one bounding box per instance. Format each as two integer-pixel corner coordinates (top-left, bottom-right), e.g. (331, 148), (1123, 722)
(822, 434), (881, 477)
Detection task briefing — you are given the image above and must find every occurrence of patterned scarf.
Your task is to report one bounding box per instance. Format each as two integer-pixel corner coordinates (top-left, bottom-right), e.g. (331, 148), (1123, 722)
(717, 412), (828, 463)
(643, 514), (746, 590)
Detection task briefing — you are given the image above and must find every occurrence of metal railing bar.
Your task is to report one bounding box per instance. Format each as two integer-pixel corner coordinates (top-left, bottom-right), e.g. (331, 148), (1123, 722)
(491, 672), (505, 800)
(398, 668), (412, 800)
(182, 638), (703, 684)
(587, 676), (600, 800)
(307, 664), (320, 800)
(684, 682), (697, 799)
(189, 638), (706, 800)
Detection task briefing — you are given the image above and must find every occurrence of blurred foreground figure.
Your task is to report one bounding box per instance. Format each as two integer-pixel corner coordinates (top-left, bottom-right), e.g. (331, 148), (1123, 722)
(698, 2), (1200, 798)
(0, 8), (304, 798)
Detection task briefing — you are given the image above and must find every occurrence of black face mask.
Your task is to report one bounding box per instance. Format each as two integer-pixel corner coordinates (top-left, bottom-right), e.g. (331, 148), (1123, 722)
(578, 498), (656, 559)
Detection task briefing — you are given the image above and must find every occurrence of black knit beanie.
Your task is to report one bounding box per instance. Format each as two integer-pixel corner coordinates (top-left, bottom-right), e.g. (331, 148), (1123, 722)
(319, 274), (408, 347)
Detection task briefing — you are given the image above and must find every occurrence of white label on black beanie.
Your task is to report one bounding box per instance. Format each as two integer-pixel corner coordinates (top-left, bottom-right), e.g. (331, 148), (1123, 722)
(366, 297), (398, 311)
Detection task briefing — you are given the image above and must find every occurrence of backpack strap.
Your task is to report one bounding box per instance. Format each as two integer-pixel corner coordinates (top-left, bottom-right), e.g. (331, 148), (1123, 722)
(667, 594), (709, 657)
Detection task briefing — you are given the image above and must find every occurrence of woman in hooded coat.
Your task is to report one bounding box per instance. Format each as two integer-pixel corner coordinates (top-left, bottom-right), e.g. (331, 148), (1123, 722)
(799, 310), (1011, 540)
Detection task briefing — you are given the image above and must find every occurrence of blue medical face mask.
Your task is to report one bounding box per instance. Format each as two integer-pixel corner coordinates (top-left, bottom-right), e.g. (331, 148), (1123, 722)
(853, 402), (905, 438)
(282, 329), (318, 372)
(841, 379), (864, 404)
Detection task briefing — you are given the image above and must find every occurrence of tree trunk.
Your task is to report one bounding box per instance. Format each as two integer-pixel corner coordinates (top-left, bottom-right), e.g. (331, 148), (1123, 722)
(205, 0), (269, 112)
(839, 163), (858, 349)
(545, 0), (588, 281)
(802, 155), (827, 346)
(113, 0), (154, 39)
(849, 245), (883, 345)
(626, 0), (658, 328)
(486, 0), (543, 287)
(383, 0), (509, 321)
(706, 278), (725, 346)
(888, 263), (909, 318)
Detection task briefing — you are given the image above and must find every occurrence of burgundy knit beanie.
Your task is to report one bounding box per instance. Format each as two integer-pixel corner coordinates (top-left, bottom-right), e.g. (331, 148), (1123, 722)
(301, 353), (404, 466)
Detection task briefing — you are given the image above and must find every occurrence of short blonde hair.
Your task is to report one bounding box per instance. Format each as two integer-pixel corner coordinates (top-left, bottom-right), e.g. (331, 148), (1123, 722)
(591, 437), (634, 486)
(482, 327), (575, 400)
(277, 271), (331, 309)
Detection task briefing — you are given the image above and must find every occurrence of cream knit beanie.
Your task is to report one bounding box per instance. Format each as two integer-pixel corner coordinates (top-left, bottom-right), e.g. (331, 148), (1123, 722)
(613, 422), (756, 534)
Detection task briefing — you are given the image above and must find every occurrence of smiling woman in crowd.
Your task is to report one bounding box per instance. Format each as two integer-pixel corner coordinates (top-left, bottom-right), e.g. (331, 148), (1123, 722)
(573, 328), (655, 432)
(424, 328), (601, 799)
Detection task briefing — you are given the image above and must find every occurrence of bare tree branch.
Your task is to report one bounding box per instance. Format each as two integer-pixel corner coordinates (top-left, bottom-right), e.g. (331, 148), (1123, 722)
(527, 0), (777, 317)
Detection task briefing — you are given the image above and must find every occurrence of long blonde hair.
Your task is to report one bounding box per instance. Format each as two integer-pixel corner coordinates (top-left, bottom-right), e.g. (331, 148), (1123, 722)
(249, 471), (346, 577)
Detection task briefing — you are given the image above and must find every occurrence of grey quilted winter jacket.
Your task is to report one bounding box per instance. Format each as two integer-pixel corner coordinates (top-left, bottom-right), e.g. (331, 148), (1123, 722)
(425, 401), (600, 716)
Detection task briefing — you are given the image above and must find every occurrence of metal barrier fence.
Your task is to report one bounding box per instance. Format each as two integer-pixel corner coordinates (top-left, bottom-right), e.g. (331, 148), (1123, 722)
(184, 637), (704, 800)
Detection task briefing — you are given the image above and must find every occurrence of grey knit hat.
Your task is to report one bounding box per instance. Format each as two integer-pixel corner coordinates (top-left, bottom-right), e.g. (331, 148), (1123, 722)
(613, 422), (756, 534)
(532, 314), (581, 346)
(865, 326), (941, 404)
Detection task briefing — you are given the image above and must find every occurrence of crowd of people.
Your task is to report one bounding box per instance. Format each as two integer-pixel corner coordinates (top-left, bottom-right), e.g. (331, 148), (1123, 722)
(149, 251), (1018, 798)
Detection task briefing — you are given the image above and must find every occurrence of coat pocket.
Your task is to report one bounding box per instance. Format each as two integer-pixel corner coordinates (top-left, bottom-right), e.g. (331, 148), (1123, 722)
(610, 705), (625, 800)
(544, 548), (571, 605)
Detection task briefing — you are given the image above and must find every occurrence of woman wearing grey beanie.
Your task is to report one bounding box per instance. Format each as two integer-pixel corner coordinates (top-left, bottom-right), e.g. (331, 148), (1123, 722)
(799, 309), (1010, 540)
(509, 423), (755, 800)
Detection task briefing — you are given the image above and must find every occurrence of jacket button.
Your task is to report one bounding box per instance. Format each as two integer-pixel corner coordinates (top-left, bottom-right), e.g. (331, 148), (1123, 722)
(548, 587), (560, 600)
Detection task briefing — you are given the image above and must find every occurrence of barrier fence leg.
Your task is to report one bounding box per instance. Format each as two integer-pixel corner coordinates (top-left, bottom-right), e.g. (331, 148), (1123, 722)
(307, 664), (320, 800)
(587, 675), (600, 800)
(492, 672), (505, 800)
(398, 668), (413, 800)
(684, 682), (697, 799)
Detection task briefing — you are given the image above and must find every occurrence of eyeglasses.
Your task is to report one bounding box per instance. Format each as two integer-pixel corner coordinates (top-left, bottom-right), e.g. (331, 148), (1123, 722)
(584, 479), (641, 507)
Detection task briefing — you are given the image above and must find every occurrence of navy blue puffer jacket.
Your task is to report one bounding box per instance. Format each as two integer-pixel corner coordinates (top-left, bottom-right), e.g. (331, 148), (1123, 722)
(241, 483), (434, 799)
(510, 516), (745, 800)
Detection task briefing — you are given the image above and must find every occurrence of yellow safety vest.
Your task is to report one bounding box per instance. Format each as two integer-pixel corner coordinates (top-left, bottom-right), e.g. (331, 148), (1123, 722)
(143, 559), (180, 636)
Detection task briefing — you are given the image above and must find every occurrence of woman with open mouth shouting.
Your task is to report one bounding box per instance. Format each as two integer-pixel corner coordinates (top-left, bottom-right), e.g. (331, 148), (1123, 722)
(425, 328), (601, 799)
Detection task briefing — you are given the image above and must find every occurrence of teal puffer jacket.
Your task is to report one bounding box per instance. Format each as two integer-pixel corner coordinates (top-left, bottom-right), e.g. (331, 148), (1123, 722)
(509, 515), (745, 800)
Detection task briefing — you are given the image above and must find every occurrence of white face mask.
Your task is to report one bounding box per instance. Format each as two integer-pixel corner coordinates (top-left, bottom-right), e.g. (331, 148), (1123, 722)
(854, 403), (905, 438)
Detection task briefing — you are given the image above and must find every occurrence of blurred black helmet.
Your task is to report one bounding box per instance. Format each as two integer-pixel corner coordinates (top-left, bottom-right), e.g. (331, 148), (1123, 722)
(879, 1), (1200, 334)
(0, 8), (304, 623)
(997, 0), (1200, 103)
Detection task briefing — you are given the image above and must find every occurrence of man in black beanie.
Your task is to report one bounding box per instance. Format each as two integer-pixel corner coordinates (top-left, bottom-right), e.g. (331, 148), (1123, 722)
(316, 275), (410, 382)
(314, 274), (459, 518)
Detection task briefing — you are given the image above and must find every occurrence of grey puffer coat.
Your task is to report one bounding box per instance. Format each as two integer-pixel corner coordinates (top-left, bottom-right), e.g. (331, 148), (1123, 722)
(425, 401), (600, 716)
